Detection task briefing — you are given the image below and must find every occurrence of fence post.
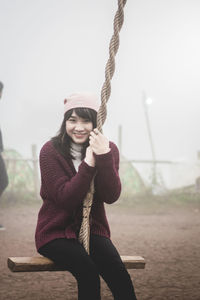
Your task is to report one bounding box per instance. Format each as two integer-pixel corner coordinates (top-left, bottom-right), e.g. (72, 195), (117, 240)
(118, 124), (122, 154)
(31, 144), (39, 198)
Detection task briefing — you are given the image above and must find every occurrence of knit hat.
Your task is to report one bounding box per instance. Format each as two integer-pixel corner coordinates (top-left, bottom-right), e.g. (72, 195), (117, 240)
(64, 93), (99, 114)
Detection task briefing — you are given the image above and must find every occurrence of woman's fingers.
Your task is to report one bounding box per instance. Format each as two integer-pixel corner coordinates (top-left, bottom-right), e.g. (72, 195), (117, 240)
(90, 130), (99, 138)
(93, 128), (100, 135)
(89, 132), (96, 139)
(85, 146), (95, 167)
(89, 129), (110, 155)
(89, 130), (99, 144)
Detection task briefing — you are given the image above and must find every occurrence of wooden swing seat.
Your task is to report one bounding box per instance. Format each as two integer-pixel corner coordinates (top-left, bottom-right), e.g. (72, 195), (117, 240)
(8, 255), (145, 272)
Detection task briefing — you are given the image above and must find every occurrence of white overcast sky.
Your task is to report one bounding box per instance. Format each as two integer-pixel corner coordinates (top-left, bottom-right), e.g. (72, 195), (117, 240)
(0, 0), (200, 162)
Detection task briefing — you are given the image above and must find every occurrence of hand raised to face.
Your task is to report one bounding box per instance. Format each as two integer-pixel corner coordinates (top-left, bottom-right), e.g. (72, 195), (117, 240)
(84, 146), (96, 167)
(89, 128), (110, 155)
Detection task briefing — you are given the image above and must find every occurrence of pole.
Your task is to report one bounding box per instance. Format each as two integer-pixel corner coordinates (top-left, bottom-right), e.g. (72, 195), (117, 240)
(118, 124), (122, 154)
(31, 144), (39, 198)
(142, 91), (157, 186)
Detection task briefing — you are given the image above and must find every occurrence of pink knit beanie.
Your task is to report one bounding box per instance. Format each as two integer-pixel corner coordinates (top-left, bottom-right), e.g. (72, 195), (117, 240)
(64, 93), (99, 114)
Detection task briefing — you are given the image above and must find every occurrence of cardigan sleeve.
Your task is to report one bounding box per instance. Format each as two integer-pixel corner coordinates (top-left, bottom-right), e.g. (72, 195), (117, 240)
(94, 142), (121, 204)
(40, 142), (96, 213)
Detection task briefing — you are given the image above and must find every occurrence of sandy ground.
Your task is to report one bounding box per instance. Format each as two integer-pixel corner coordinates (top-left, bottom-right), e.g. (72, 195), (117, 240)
(0, 199), (200, 300)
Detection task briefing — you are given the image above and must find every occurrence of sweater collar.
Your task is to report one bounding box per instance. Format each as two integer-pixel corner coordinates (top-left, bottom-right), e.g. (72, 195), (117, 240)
(70, 142), (83, 160)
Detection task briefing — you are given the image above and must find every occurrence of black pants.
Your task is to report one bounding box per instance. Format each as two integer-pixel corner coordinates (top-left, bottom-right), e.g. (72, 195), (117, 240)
(38, 235), (138, 300)
(0, 153), (8, 197)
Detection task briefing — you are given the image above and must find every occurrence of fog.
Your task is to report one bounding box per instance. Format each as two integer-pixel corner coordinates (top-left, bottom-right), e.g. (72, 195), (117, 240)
(0, 0), (200, 187)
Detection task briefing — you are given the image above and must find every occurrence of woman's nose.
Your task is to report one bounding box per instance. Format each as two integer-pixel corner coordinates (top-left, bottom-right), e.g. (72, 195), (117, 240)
(75, 122), (84, 131)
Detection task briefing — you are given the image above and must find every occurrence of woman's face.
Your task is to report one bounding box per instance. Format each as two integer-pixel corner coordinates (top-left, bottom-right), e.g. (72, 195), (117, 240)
(66, 111), (93, 144)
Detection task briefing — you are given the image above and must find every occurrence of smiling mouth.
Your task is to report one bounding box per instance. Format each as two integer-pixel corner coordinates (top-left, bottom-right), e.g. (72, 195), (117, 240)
(74, 133), (87, 137)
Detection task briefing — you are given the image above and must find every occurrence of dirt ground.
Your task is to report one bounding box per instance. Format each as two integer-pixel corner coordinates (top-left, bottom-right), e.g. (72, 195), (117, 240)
(0, 197), (200, 300)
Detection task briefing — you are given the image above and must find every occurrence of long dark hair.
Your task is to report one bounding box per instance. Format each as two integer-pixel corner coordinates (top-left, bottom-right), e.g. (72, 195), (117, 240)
(51, 108), (97, 160)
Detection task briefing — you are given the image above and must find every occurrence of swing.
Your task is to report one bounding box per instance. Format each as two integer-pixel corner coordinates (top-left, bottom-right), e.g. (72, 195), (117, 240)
(8, 256), (145, 272)
(8, 0), (145, 273)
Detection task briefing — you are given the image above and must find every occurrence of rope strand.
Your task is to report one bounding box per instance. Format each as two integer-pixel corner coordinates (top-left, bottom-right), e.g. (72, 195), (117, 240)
(78, 0), (127, 254)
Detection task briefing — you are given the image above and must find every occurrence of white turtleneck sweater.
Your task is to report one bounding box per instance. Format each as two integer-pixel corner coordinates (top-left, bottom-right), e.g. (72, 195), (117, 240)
(70, 142), (83, 172)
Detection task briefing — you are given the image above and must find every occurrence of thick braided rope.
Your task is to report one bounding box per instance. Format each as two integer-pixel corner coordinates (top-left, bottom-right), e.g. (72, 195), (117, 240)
(78, 0), (127, 254)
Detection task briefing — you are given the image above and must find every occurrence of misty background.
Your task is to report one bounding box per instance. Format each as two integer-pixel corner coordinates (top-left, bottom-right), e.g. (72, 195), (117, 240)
(0, 0), (200, 189)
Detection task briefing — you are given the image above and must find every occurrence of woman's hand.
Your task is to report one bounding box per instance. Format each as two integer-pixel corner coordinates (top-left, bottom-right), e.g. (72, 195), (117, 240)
(89, 128), (110, 155)
(84, 146), (96, 167)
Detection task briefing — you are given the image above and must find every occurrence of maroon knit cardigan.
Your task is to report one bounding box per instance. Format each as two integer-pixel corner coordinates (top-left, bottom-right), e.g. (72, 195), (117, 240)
(35, 140), (121, 250)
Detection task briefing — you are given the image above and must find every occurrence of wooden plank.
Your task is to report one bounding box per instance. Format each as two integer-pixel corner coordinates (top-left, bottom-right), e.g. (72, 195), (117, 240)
(8, 256), (145, 272)
(121, 256), (146, 269)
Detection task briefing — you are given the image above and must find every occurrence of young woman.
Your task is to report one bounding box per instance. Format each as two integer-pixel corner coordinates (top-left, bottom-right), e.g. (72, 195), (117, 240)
(35, 93), (138, 300)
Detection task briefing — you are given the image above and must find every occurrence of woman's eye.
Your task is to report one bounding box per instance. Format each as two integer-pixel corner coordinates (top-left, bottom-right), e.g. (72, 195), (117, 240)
(84, 119), (90, 123)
